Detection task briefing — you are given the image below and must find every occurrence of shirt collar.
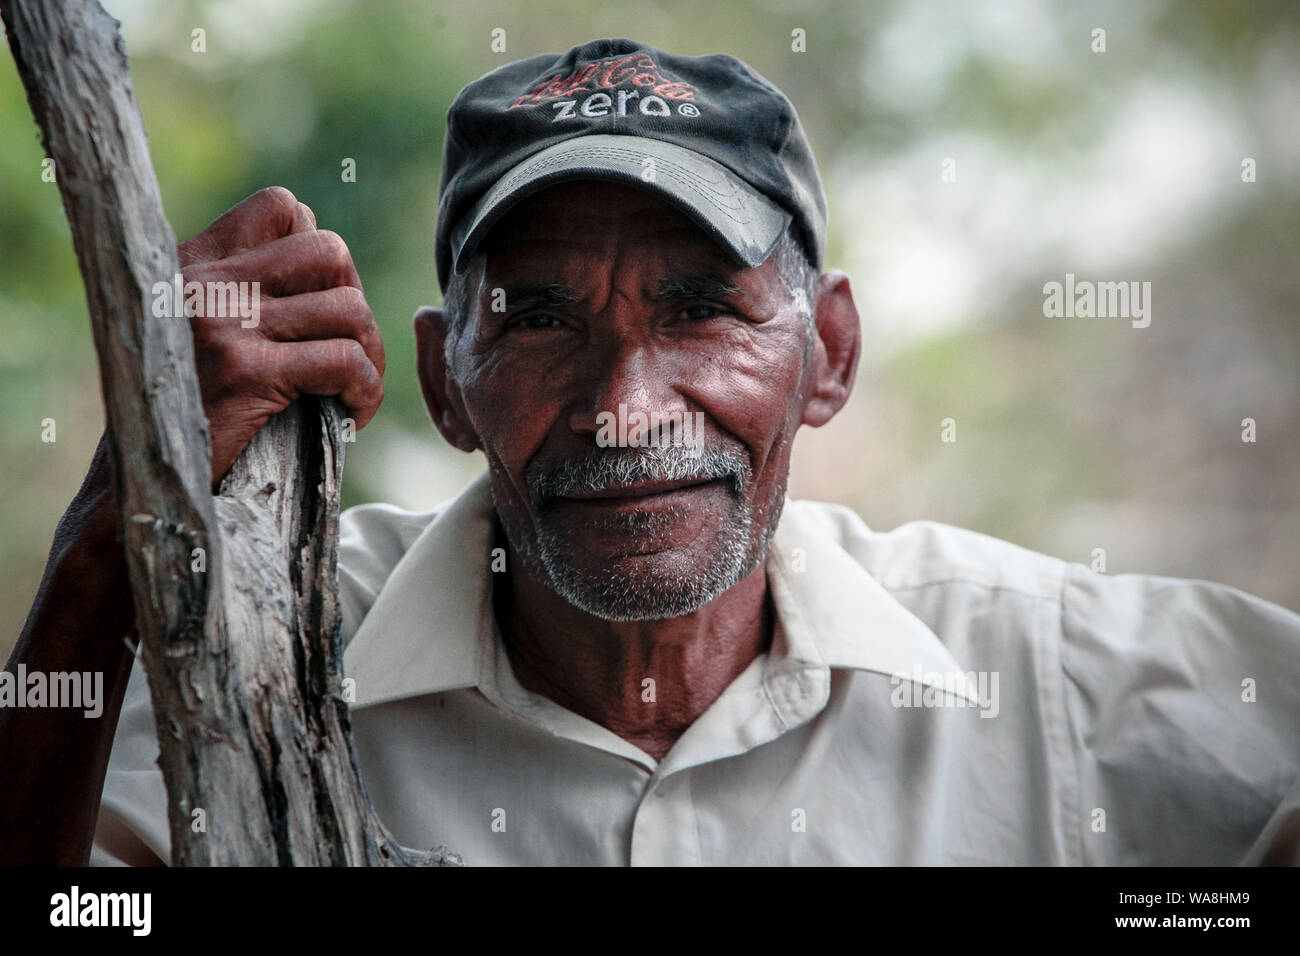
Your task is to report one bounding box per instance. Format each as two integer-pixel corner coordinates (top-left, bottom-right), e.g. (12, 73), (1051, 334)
(342, 470), (979, 710)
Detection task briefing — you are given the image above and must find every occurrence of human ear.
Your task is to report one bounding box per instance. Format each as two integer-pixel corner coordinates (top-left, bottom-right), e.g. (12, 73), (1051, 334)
(413, 306), (481, 453)
(800, 270), (861, 427)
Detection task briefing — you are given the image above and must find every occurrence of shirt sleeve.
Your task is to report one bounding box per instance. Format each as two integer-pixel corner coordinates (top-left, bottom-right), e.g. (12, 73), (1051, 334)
(1059, 564), (1300, 865)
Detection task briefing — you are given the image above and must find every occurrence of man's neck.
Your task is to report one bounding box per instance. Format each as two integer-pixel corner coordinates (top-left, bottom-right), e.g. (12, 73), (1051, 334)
(493, 536), (774, 763)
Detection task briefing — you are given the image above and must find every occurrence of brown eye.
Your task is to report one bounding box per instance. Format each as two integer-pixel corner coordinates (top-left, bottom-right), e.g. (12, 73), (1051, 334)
(682, 304), (729, 322)
(512, 313), (561, 330)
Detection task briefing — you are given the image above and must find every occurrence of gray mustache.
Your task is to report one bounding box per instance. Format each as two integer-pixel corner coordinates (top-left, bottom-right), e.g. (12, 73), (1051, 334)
(529, 443), (751, 506)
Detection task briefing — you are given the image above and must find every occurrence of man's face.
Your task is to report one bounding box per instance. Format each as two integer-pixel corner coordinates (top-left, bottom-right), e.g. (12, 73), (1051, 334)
(447, 180), (813, 621)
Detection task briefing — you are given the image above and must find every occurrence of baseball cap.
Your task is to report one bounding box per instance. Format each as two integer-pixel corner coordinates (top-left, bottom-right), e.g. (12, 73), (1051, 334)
(434, 37), (828, 293)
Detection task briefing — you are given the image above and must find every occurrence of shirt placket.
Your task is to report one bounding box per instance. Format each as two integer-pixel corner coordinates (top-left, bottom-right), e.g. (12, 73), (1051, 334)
(630, 767), (701, 865)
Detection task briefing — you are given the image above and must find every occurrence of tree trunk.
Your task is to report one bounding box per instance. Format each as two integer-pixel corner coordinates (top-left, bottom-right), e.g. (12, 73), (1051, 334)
(1, 0), (458, 866)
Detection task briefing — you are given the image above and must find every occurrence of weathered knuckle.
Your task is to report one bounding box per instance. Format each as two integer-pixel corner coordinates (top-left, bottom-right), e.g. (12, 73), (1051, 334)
(341, 337), (369, 367)
(256, 185), (298, 214)
(314, 229), (349, 261)
(365, 326), (386, 364)
(178, 235), (215, 267)
(336, 283), (367, 310)
(319, 337), (362, 377)
(353, 375), (383, 419)
(182, 260), (216, 284)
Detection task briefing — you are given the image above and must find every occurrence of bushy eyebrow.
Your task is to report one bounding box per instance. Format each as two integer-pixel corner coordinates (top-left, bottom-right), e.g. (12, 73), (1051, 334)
(654, 272), (743, 300)
(491, 282), (583, 312)
(487, 272), (742, 313)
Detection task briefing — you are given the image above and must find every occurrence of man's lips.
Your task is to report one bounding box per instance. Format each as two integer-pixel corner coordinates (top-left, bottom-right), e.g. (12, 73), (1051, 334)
(559, 476), (720, 502)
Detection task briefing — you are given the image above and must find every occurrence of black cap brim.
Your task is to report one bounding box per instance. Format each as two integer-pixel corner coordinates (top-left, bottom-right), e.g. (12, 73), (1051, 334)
(449, 134), (792, 276)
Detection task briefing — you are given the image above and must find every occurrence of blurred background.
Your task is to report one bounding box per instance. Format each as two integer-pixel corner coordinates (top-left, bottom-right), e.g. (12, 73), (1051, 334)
(3, 0), (1297, 657)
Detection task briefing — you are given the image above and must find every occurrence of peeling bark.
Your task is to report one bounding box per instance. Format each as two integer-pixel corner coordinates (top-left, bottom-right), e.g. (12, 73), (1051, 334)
(2, 0), (458, 866)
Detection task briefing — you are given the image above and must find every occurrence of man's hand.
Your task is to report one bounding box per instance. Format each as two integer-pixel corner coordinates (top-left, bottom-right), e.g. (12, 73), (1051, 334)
(1, 186), (388, 865)
(178, 186), (386, 485)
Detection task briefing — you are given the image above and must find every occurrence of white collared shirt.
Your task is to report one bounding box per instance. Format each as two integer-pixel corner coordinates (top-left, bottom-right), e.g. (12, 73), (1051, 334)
(93, 471), (1300, 865)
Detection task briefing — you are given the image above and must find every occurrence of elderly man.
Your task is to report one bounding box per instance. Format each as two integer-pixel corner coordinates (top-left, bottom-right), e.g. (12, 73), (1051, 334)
(4, 38), (1299, 866)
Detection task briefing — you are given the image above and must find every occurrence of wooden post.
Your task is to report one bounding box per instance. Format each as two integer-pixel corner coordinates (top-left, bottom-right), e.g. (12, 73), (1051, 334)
(1, 0), (458, 866)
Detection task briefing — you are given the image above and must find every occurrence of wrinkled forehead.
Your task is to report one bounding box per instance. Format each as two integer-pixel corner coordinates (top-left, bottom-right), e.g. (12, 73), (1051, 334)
(474, 181), (772, 300)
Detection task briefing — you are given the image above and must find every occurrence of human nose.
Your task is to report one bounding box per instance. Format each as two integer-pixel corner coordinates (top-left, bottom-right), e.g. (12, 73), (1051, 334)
(567, 339), (691, 447)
